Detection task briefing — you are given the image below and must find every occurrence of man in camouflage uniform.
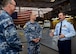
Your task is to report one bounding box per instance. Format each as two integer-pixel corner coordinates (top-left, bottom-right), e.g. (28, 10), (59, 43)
(24, 11), (42, 54)
(0, 0), (22, 54)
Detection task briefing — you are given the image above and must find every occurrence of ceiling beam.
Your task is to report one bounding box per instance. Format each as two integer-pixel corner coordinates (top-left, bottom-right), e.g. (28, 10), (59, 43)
(50, 0), (68, 7)
(15, 0), (68, 8)
(16, 1), (53, 8)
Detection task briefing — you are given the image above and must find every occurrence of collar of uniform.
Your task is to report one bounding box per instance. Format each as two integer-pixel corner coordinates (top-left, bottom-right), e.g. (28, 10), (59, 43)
(2, 10), (10, 16)
(2, 10), (13, 20)
(60, 19), (67, 23)
(29, 21), (36, 24)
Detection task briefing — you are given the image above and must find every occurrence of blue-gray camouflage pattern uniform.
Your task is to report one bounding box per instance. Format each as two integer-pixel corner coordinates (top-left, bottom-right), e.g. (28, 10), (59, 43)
(0, 10), (22, 54)
(24, 21), (42, 54)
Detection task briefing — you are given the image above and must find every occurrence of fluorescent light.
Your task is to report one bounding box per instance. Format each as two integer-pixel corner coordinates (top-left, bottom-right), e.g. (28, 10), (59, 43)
(50, 0), (55, 2)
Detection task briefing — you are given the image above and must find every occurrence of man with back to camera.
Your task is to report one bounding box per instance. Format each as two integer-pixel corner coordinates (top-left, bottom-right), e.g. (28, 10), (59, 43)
(24, 11), (42, 54)
(0, 0), (22, 54)
(50, 12), (76, 54)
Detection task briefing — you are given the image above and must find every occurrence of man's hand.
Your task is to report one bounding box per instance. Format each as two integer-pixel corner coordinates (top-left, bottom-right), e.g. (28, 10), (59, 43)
(32, 39), (37, 43)
(59, 34), (65, 38)
(37, 38), (40, 40)
(37, 38), (41, 42)
(32, 38), (41, 43)
(49, 32), (54, 37)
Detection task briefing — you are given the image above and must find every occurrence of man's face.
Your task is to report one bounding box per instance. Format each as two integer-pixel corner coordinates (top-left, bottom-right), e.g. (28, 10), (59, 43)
(58, 13), (65, 21)
(9, 0), (16, 13)
(30, 13), (36, 20)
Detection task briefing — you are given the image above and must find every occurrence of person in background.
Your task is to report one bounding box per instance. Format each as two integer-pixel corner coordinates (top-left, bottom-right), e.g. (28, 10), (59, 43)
(24, 11), (42, 54)
(50, 12), (76, 54)
(0, 0), (22, 54)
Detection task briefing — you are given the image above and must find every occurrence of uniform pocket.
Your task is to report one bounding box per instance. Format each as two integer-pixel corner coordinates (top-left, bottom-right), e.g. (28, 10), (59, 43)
(62, 27), (68, 31)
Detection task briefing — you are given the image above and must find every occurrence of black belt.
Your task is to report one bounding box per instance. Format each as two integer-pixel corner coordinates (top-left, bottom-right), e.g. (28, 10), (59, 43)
(58, 40), (71, 42)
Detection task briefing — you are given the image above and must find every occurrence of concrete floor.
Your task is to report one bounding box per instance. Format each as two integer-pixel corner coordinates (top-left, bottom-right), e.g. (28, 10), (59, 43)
(20, 43), (58, 54)
(18, 30), (58, 54)
(17, 30), (76, 54)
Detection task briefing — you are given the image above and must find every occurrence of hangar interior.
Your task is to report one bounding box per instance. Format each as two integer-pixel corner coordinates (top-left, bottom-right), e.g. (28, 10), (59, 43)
(0, 0), (76, 54)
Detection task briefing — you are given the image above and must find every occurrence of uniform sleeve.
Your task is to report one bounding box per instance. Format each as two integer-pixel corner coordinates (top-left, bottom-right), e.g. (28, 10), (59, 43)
(38, 24), (42, 38)
(2, 17), (22, 51)
(24, 23), (34, 42)
(5, 27), (22, 46)
(64, 23), (76, 38)
(54, 24), (58, 36)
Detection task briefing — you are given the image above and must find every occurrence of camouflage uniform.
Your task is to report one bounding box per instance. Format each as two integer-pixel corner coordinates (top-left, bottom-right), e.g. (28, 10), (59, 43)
(0, 10), (22, 54)
(24, 21), (42, 54)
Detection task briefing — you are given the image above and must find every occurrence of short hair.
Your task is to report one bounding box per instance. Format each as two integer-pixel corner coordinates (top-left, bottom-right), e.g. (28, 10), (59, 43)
(2, 0), (12, 7)
(58, 12), (66, 16)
